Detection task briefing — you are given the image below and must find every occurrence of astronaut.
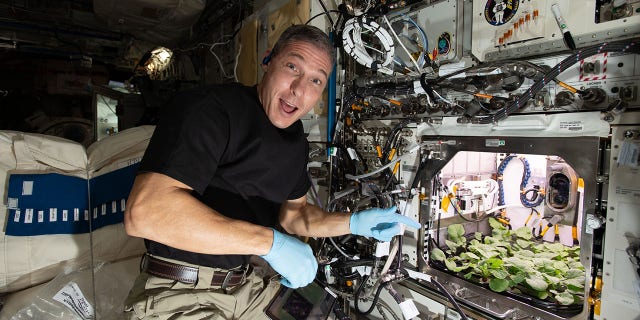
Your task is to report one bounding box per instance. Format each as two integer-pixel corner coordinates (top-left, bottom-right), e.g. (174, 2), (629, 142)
(493, 0), (507, 24)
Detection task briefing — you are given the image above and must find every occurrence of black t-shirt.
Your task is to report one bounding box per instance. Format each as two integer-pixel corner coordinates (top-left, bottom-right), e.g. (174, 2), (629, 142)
(138, 83), (311, 268)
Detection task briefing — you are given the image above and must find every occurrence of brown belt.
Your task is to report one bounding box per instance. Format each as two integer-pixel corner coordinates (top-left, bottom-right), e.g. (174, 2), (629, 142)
(142, 254), (249, 289)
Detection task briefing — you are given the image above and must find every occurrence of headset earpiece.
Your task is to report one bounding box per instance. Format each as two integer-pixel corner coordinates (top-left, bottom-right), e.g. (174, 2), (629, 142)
(262, 53), (272, 65)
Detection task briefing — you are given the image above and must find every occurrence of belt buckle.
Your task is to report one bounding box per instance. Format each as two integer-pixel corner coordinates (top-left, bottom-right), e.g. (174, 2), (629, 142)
(221, 265), (249, 290)
(221, 270), (234, 290)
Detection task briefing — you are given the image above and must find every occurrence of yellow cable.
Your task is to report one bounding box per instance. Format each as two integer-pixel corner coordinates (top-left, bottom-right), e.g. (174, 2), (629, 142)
(557, 80), (579, 94)
(387, 148), (397, 161)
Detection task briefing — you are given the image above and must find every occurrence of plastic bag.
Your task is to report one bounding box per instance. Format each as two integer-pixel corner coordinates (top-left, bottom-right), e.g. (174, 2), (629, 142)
(10, 257), (140, 320)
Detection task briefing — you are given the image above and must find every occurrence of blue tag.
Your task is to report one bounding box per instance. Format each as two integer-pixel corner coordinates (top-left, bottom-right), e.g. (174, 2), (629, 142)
(5, 163), (139, 236)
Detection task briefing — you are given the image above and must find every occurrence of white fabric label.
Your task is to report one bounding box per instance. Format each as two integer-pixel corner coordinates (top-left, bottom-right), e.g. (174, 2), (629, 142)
(22, 181), (33, 195)
(14, 210), (20, 222)
(375, 242), (390, 257)
(84, 209), (89, 221)
(101, 203), (106, 215)
(25, 209), (33, 223)
(74, 208), (80, 221)
(121, 199), (126, 211)
(399, 299), (420, 319)
(49, 208), (57, 222)
(112, 201), (117, 213)
(63, 209), (68, 221)
(53, 282), (94, 320)
(37, 210), (44, 223)
(93, 207), (97, 219)
(7, 197), (18, 209)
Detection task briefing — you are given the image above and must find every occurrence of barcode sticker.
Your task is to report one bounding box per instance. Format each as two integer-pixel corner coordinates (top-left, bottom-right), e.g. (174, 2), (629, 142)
(560, 121), (584, 132)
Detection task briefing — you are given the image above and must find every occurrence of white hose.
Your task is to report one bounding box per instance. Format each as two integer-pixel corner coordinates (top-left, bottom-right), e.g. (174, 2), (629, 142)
(380, 240), (399, 276)
(383, 15), (422, 74)
(329, 236), (356, 260)
(485, 204), (519, 214)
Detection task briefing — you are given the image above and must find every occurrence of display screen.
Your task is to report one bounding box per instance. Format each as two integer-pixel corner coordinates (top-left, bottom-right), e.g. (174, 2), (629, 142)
(266, 281), (336, 320)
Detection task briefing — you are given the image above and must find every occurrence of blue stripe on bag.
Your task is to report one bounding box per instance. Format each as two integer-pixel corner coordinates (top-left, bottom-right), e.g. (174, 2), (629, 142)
(5, 163), (139, 236)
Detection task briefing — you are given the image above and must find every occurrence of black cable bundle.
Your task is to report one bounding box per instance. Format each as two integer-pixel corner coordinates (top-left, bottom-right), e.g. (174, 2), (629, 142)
(471, 38), (639, 124)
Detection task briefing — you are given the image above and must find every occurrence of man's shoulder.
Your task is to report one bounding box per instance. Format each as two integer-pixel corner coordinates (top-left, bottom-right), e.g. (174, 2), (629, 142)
(168, 83), (257, 114)
(213, 82), (256, 96)
(177, 82), (253, 99)
(177, 82), (255, 97)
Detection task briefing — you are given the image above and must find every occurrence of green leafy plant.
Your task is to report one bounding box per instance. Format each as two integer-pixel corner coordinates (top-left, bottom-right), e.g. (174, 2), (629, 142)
(430, 218), (585, 306)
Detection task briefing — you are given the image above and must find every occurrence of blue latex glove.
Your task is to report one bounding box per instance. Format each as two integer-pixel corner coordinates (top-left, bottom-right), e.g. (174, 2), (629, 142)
(261, 228), (318, 288)
(350, 206), (421, 242)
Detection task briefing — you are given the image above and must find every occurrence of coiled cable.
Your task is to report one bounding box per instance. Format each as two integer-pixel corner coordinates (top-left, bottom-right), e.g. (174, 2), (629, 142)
(342, 16), (395, 75)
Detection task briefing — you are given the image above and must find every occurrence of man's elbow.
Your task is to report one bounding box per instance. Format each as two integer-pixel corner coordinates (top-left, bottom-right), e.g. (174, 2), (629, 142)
(124, 199), (148, 238)
(279, 214), (311, 236)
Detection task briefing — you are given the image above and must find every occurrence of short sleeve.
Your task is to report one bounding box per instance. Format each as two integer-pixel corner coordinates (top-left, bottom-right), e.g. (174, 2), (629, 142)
(138, 89), (230, 194)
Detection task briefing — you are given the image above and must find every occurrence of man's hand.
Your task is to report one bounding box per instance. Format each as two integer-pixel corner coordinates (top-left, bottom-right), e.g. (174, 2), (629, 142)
(261, 229), (317, 288)
(350, 206), (421, 242)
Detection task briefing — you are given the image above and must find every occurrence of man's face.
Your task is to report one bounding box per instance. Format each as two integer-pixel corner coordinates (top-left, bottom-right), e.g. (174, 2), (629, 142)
(258, 40), (332, 129)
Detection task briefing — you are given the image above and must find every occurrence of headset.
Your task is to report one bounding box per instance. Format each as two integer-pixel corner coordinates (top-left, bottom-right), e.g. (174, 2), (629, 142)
(262, 53), (272, 65)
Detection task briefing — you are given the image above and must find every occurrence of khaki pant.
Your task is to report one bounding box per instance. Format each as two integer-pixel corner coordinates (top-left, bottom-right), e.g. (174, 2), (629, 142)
(124, 256), (280, 320)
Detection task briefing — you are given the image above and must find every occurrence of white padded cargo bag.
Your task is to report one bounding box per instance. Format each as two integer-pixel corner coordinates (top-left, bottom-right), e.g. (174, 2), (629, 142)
(0, 126), (153, 293)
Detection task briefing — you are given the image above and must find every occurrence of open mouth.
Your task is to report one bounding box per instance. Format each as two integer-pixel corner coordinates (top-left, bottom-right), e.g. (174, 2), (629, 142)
(280, 99), (298, 114)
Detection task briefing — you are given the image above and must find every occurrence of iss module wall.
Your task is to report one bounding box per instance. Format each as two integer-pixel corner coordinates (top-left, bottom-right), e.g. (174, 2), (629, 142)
(303, 0), (640, 319)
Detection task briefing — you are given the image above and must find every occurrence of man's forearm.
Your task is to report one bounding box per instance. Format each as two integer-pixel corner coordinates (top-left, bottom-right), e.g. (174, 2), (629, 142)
(280, 202), (351, 237)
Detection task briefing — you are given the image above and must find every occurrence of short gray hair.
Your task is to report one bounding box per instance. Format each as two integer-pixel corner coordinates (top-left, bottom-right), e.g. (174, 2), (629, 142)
(270, 24), (336, 67)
